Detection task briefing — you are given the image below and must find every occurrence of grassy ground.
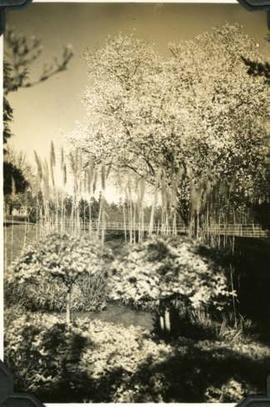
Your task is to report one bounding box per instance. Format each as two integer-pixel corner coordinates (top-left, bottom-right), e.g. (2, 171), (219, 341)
(4, 225), (124, 267)
(4, 223), (37, 268)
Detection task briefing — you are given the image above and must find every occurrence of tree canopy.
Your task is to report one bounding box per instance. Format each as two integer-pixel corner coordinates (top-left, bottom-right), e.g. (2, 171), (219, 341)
(72, 25), (270, 231)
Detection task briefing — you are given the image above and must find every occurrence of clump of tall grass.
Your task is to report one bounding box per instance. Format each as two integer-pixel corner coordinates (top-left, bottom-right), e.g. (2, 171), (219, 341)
(33, 143), (112, 240)
(31, 139), (265, 248)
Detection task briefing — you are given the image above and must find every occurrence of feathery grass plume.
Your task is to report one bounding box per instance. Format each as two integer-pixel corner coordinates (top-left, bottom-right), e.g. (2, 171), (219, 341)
(69, 151), (76, 174)
(87, 167), (93, 194)
(34, 150), (43, 181)
(148, 195), (156, 235)
(60, 148), (67, 233)
(101, 165), (106, 190)
(171, 176), (178, 235)
(134, 177), (140, 241)
(50, 141), (56, 166)
(50, 141), (56, 187)
(88, 196), (92, 236)
(160, 176), (168, 233)
(97, 191), (104, 237)
(42, 159), (50, 197)
(63, 164), (67, 185)
(122, 196), (127, 242)
(82, 169), (87, 193)
(68, 151), (76, 233)
(60, 146), (65, 170)
(106, 162), (112, 179)
(115, 166), (123, 194)
(77, 149), (83, 190)
(137, 178), (145, 242)
(85, 157), (95, 194)
(42, 159), (52, 232)
(149, 173), (159, 235)
(74, 149), (81, 233)
(92, 170), (97, 195)
(139, 178), (145, 204)
(126, 177), (132, 242)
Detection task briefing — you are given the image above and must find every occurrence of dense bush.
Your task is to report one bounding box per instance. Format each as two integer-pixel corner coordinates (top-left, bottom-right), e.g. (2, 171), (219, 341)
(111, 335), (270, 402)
(5, 310), (270, 402)
(4, 313), (89, 400)
(5, 233), (112, 312)
(205, 378), (248, 402)
(4, 313), (171, 402)
(108, 237), (235, 314)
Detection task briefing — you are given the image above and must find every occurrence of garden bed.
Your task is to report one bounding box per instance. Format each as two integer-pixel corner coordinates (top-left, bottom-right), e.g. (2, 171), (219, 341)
(4, 232), (270, 402)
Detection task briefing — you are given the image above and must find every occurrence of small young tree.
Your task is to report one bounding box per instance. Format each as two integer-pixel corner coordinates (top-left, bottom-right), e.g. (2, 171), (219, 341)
(11, 234), (109, 326)
(41, 234), (106, 325)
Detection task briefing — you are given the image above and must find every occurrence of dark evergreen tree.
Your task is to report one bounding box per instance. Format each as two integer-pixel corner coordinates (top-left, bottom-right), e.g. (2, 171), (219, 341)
(4, 161), (29, 196)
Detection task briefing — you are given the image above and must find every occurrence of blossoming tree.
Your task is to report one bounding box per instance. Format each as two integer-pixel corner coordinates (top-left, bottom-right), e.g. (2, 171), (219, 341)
(74, 25), (269, 236)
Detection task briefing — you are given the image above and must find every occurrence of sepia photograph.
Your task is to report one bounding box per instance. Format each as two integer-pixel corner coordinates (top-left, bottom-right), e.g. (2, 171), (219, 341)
(3, 1), (270, 403)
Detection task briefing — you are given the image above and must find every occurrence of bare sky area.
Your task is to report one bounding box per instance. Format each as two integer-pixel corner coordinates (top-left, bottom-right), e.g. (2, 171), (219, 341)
(6, 2), (268, 166)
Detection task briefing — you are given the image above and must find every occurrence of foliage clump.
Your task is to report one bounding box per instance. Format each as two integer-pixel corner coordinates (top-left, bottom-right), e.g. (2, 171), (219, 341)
(109, 237), (235, 313)
(205, 378), (248, 402)
(5, 308), (269, 403)
(5, 233), (111, 313)
(4, 313), (171, 402)
(4, 313), (88, 399)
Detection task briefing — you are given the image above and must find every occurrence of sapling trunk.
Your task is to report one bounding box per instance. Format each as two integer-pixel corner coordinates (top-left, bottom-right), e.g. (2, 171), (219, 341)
(66, 286), (72, 327)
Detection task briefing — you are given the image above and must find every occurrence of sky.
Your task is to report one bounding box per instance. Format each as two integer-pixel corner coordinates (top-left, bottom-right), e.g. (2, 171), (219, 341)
(6, 2), (268, 165)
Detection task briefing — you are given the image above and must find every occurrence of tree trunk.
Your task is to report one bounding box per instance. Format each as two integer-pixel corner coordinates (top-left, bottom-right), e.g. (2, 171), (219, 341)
(177, 184), (207, 239)
(9, 203), (13, 216)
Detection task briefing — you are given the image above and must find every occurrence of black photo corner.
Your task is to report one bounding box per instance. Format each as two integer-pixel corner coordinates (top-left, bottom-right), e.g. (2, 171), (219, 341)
(1, 0), (270, 405)
(0, 360), (44, 407)
(0, 0), (31, 35)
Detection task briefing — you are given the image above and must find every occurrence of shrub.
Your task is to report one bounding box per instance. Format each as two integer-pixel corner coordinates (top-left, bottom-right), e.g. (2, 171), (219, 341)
(5, 313), (172, 402)
(110, 336), (270, 402)
(5, 233), (112, 314)
(5, 311), (270, 402)
(108, 237), (235, 315)
(205, 378), (248, 402)
(78, 318), (171, 380)
(4, 313), (89, 401)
